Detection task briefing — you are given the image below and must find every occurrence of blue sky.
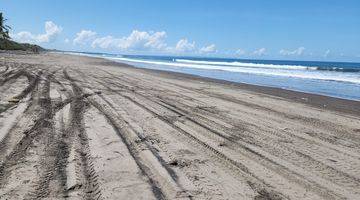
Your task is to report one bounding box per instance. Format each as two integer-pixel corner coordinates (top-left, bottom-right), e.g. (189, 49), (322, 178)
(2, 0), (360, 61)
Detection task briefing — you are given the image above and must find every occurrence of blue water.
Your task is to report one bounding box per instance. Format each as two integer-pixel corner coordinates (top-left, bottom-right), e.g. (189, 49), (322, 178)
(68, 52), (360, 101)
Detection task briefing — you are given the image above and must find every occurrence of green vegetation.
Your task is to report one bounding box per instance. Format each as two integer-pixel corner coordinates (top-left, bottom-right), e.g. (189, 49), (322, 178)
(0, 12), (44, 52)
(0, 13), (11, 40)
(0, 38), (44, 52)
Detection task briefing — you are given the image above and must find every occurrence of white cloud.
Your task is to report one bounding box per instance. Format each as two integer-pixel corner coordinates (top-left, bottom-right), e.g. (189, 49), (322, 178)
(252, 48), (266, 56)
(91, 36), (118, 49)
(11, 21), (62, 44)
(200, 44), (216, 53)
(279, 47), (305, 56)
(323, 49), (330, 58)
(64, 38), (70, 43)
(235, 49), (246, 56)
(92, 30), (168, 51)
(73, 30), (97, 45)
(73, 29), (218, 55)
(175, 38), (195, 52)
(142, 31), (167, 50)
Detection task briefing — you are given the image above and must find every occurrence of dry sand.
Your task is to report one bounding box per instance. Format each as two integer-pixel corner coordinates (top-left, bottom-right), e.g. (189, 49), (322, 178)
(0, 52), (359, 200)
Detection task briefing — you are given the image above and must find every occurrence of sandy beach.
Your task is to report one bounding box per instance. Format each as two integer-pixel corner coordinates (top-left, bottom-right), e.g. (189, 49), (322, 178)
(0, 52), (360, 199)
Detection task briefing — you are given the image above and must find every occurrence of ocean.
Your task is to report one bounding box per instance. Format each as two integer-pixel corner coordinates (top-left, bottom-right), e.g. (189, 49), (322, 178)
(68, 52), (360, 101)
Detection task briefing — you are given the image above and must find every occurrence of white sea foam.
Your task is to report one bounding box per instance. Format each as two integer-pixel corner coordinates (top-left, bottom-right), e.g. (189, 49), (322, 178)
(175, 59), (317, 70)
(63, 52), (105, 58)
(109, 57), (360, 85)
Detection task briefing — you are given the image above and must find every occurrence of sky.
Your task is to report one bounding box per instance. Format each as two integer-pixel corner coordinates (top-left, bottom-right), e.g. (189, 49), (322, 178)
(1, 0), (360, 62)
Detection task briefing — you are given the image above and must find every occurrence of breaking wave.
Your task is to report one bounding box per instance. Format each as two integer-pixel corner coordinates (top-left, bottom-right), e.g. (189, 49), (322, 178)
(109, 57), (360, 85)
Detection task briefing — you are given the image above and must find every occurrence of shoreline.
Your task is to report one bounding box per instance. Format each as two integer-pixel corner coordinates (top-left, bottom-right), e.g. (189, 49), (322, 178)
(1, 52), (360, 199)
(61, 51), (360, 100)
(94, 56), (360, 117)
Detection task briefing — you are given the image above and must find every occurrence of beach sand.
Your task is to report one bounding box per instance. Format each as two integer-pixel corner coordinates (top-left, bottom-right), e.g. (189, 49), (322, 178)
(0, 52), (360, 199)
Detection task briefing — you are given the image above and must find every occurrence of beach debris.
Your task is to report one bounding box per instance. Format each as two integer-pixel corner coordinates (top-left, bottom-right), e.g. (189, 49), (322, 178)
(8, 97), (20, 103)
(168, 160), (179, 166)
(135, 137), (146, 143)
(218, 142), (227, 147)
(168, 159), (191, 168)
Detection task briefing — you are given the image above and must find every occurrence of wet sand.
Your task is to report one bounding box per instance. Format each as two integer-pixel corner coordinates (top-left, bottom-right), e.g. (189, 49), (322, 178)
(0, 52), (359, 199)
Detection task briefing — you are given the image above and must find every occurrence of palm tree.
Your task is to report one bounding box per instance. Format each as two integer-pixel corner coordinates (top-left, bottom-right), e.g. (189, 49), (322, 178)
(0, 12), (11, 40)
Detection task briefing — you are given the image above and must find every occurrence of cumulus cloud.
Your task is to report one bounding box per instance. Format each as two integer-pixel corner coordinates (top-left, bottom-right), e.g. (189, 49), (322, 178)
(142, 31), (167, 50)
(279, 47), (305, 56)
(91, 36), (118, 49)
(64, 38), (70, 43)
(252, 48), (266, 56)
(73, 30), (97, 45)
(235, 49), (246, 56)
(11, 21), (62, 44)
(91, 30), (167, 51)
(200, 44), (216, 53)
(73, 29), (217, 54)
(323, 49), (330, 58)
(175, 38), (196, 52)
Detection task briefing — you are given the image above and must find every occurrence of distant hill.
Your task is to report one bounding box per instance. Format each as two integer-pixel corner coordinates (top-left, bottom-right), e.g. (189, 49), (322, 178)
(0, 38), (45, 53)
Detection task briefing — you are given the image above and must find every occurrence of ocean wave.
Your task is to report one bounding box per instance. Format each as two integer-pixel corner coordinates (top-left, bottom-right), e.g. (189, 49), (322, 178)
(109, 57), (360, 85)
(316, 66), (360, 73)
(175, 59), (317, 70)
(176, 59), (360, 73)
